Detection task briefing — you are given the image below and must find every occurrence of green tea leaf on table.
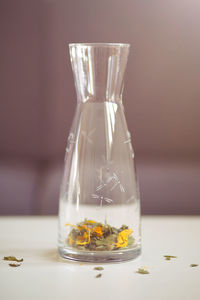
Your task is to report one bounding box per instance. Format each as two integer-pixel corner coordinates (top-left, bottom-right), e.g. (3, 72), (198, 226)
(3, 256), (23, 262)
(190, 264), (198, 267)
(9, 263), (21, 267)
(164, 255), (177, 260)
(137, 267), (149, 274)
(94, 266), (104, 271)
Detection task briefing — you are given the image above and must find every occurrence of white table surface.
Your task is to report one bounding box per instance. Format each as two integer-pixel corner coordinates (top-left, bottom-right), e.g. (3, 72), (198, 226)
(0, 216), (200, 300)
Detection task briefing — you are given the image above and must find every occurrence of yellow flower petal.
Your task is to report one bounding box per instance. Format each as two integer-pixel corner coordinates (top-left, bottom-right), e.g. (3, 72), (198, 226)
(65, 222), (74, 227)
(87, 220), (97, 224)
(115, 229), (133, 248)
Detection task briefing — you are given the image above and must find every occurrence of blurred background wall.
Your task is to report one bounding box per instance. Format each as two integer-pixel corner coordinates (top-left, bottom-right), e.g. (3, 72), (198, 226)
(0, 0), (200, 215)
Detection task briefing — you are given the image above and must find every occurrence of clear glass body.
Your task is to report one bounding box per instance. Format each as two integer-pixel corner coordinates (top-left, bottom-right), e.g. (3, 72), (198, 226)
(58, 43), (141, 262)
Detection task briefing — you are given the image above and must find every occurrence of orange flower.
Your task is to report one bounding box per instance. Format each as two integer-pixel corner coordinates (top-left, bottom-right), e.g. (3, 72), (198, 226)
(94, 226), (103, 237)
(76, 230), (91, 245)
(65, 222), (91, 245)
(115, 229), (133, 248)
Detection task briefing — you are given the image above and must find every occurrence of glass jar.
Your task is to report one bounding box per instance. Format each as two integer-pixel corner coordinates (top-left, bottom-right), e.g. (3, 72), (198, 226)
(58, 43), (141, 262)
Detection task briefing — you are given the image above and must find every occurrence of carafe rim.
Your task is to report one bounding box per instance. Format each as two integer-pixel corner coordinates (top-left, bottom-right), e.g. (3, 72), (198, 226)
(69, 43), (130, 48)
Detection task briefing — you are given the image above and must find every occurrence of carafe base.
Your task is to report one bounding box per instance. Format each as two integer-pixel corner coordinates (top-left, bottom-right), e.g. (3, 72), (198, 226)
(58, 245), (141, 263)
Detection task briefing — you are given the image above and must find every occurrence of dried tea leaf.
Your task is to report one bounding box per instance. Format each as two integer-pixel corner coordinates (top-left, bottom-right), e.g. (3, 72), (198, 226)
(164, 255), (177, 261)
(94, 266), (104, 271)
(120, 224), (129, 231)
(65, 219), (134, 252)
(96, 273), (102, 278)
(127, 236), (135, 247)
(103, 234), (116, 251)
(3, 256), (23, 262)
(9, 263), (21, 267)
(190, 264), (198, 267)
(137, 267), (149, 274)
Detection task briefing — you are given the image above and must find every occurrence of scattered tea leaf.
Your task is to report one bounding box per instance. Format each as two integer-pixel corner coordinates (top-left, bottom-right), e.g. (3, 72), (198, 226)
(3, 256), (23, 262)
(165, 257), (171, 260)
(94, 266), (104, 271)
(137, 267), (149, 274)
(164, 255), (177, 260)
(96, 273), (102, 278)
(190, 264), (198, 267)
(9, 263), (21, 267)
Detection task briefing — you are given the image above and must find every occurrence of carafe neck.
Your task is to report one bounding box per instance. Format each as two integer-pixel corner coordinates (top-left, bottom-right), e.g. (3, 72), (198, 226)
(69, 43), (130, 103)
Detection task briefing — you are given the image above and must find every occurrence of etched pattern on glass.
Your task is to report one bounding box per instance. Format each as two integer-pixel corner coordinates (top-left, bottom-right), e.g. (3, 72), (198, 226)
(124, 131), (134, 158)
(92, 193), (113, 207)
(96, 155), (115, 183)
(96, 174), (113, 192)
(66, 132), (76, 153)
(81, 128), (95, 144)
(109, 172), (125, 193)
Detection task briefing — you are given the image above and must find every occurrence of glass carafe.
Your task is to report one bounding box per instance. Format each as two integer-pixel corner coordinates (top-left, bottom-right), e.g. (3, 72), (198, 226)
(58, 43), (141, 262)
